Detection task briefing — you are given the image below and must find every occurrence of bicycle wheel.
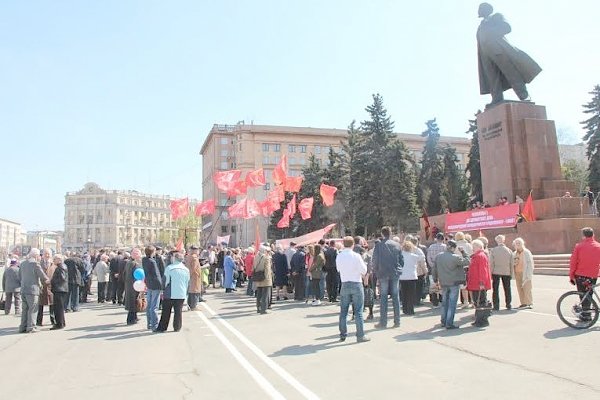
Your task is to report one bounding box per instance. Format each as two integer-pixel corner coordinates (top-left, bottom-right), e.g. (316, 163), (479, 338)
(556, 291), (599, 329)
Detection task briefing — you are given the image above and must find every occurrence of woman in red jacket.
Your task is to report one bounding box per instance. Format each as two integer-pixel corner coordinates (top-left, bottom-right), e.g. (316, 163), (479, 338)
(467, 239), (492, 327)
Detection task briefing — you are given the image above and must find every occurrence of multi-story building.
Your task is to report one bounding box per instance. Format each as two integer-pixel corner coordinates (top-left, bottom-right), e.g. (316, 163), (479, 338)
(25, 231), (63, 253)
(63, 182), (199, 251)
(200, 123), (471, 246)
(0, 217), (23, 263)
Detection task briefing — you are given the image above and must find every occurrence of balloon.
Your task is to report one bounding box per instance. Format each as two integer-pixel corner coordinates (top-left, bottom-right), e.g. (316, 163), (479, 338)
(133, 280), (146, 292)
(133, 268), (145, 281)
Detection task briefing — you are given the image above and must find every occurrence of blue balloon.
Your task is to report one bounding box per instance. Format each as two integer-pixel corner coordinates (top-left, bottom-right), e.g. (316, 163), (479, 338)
(133, 268), (145, 281)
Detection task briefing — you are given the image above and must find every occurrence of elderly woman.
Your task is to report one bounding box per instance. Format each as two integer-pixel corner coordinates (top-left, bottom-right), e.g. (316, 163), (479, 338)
(400, 241), (421, 315)
(223, 250), (237, 293)
(253, 246), (273, 314)
(512, 238), (534, 309)
(467, 239), (492, 327)
(309, 244), (325, 305)
(455, 231), (474, 308)
(124, 248), (143, 325)
(273, 245), (289, 301)
(50, 255), (68, 330)
(243, 248), (256, 296)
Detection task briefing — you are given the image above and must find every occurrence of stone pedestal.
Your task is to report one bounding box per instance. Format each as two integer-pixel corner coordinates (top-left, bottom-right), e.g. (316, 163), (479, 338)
(477, 101), (574, 203)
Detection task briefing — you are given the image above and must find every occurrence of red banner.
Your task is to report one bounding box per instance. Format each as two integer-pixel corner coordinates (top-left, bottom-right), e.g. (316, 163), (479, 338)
(445, 204), (519, 232)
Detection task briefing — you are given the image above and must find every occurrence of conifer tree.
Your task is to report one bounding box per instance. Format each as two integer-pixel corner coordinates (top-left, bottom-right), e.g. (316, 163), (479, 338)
(465, 113), (482, 202)
(582, 85), (600, 192)
(418, 119), (445, 214)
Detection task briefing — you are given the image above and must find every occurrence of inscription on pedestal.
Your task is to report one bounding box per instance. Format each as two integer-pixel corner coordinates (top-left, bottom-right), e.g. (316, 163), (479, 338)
(479, 121), (503, 141)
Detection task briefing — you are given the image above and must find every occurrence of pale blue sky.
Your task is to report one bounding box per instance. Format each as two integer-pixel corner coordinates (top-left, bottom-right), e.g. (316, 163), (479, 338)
(1, 0), (599, 231)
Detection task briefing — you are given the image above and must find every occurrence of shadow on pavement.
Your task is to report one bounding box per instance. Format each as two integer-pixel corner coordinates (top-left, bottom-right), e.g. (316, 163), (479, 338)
(69, 329), (155, 341)
(543, 326), (600, 339)
(270, 340), (343, 356)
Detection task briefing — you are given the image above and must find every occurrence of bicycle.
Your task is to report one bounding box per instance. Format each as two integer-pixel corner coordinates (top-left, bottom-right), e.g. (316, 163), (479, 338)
(556, 281), (600, 329)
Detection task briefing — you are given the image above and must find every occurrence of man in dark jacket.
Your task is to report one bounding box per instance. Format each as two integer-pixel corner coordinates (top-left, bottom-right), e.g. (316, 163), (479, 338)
(108, 251), (120, 304)
(324, 240), (339, 302)
(372, 227), (404, 329)
(290, 246), (307, 301)
(64, 255), (85, 312)
(143, 245), (163, 331)
(18, 248), (49, 333)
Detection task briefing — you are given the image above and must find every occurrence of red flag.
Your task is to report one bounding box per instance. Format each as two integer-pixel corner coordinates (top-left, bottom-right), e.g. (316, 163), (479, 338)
(175, 237), (184, 251)
(287, 194), (297, 219)
(522, 192), (536, 222)
(298, 197), (314, 220)
(195, 199), (216, 216)
(320, 183), (338, 207)
(245, 199), (261, 219)
(284, 176), (304, 192)
(214, 170), (242, 192)
(422, 208), (431, 240)
(275, 184), (285, 202)
(273, 155), (287, 186)
(170, 198), (189, 220)
(245, 168), (266, 187)
(228, 197), (247, 218)
(227, 180), (247, 197)
(277, 209), (291, 228)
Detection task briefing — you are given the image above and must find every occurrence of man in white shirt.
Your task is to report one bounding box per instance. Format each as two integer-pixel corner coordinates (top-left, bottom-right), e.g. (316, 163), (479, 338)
(336, 236), (370, 343)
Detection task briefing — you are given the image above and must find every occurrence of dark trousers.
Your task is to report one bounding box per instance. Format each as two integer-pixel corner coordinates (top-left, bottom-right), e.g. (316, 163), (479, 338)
(115, 281), (125, 304)
(430, 292), (442, 306)
(311, 279), (321, 300)
(293, 273), (305, 300)
(97, 282), (107, 302)
(416, 275), (425, 305)
(67, 284), (79, 311)
(157, 298), (184, 332)
(37, 304), (55, 326)
(326, 272), (339, 301)
(53, 292), (67, 328)
(127, 311), (138, 325)
(576, 276), (598, 317)
(492, 274), (512, 309)
(188, 293), (200, 310)
(400, 280), (417, 315)
(256, 286), (271, 313)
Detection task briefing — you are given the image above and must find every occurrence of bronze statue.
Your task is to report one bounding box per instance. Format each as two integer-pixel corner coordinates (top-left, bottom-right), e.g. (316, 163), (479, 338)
(477, 3), (542, 107)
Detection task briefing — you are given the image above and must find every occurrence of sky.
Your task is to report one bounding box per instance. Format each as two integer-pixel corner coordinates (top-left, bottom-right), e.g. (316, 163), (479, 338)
(1, 0), (599, 231)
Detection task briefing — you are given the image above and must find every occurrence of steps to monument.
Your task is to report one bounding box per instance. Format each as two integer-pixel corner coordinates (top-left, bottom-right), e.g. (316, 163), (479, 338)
(533, 254), (569, 276)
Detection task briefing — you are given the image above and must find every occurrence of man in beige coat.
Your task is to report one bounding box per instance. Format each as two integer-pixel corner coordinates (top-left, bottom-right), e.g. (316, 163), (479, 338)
(253, 246), (273, 314)
(489, 235), (514, 310)
(185, 246), (203, 311)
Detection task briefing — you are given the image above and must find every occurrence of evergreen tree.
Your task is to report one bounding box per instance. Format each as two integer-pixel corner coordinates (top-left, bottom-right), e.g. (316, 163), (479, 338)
(582, 85), (600, 192)
(418, 119), (446, 214)
(465, 112), (482, 202)
(293, 155), (327, 235)
(442, 145), (469, 212)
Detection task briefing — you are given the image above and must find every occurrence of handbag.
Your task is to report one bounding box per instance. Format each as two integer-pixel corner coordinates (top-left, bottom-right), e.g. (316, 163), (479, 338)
(364, 286), (375, 307)
(136, 293), (147, 312)
(473, 290), (492, 327)
(252, 254), (266, 281)
(0, 294), (5, 311)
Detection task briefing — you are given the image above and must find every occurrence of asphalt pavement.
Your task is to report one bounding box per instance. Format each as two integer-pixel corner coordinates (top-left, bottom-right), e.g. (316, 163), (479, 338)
(0, 275), (598, 400)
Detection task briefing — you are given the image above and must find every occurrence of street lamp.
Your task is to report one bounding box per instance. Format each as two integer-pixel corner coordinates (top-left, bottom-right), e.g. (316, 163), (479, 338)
(86, 236), (92, 253)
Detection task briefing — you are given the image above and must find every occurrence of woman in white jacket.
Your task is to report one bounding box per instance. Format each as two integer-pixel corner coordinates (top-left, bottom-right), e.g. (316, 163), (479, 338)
(400, 241), (424, 315)
(512, 237), (534, 309)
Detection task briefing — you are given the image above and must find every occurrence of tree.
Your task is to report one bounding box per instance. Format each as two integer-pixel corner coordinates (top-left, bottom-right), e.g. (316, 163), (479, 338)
(582, 85), (600, 192)
(465, 113), (482, 202)
(175, 214), (201, 247)
(418, 119), (446, 214)
(442, 145), (469, 212)
(562, 159), (588, 194)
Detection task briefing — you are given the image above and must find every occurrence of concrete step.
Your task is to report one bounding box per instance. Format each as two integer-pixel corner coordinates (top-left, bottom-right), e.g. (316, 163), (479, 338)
(534, 267), (569, 276)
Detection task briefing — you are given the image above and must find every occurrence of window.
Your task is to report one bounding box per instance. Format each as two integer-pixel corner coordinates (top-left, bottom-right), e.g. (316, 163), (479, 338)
(220, 137), (229, 145)
(288, 144), (296, 153)
(300, 145), (307, 153)
(264, 170), (272, 180)
(263, 155), (270, 165)
(289, 157), (296, 165)
(273, 144), (281, 152)
(262, 143), (269, 152)
(231, 225), (237, 233)
(221, 225), (228, 234)
(264, 183), (271, 191)
(457, 153), (464, 161)
(239, 142), (242, 151)
(299, 158), (306, 165)
(220, 161), (228, 169)
(221, 149), (229, 156)
(315, 145), (321, 154)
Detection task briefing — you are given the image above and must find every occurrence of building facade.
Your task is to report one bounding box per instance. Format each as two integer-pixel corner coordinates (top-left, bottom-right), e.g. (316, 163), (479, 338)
(0, 217), (23, 263)
(200, 123), (471, 247)
(25, 231), (63, 253)
(63, 183), (199, 251)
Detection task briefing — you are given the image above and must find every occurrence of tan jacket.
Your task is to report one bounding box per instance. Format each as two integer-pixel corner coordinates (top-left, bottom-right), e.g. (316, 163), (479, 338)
(489, 244), (514, 277)
(252, 253), (273, 288)
(185, 255), (203, 293)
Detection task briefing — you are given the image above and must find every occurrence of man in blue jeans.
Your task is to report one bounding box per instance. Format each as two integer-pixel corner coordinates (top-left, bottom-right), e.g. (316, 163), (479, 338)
(372, 227), (403, 329)
(143, 245), (164, 331)
(432, 240), (470, 329)
(337, 236), (370, 343)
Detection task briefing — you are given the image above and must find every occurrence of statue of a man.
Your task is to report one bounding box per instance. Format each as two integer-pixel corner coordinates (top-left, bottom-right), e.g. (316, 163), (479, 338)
(477, 3), (542, 107)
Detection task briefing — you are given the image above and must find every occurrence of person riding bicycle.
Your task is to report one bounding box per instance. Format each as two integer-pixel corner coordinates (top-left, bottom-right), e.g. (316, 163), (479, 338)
(569, 227), (600, 321)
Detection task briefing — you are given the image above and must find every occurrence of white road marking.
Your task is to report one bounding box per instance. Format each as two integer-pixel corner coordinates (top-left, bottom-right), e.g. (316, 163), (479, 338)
(195, 310), (286, 400)
(201, 302), (321, 400)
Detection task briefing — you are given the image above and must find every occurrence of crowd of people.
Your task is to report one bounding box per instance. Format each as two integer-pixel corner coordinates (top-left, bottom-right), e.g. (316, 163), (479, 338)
(2, 224), (599, 340)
